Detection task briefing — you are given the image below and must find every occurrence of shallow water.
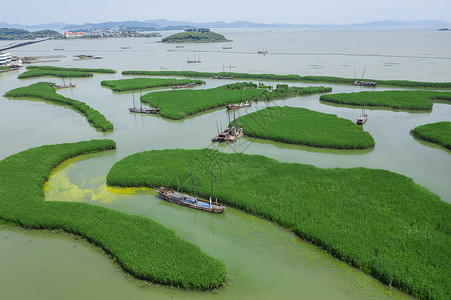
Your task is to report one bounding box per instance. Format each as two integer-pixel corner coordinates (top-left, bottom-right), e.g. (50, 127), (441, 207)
(0, 27), (449, 299)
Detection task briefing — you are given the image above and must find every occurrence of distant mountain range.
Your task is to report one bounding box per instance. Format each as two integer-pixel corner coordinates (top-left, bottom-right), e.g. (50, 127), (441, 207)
(0, 19), (450, 31)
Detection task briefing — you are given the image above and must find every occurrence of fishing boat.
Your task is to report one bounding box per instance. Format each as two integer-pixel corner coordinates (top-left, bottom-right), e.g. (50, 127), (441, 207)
(175, 45), (184, 48)
(187, 53), (201, 63)
(157, 160), (225, 214)
(223, 44), (232, 49)
(225, 87), (250, 109)
(54, 45), (64, 51)
(128, 91), (160, 114)
(121, 46), (130, 49)
(356, 109), (368, 125)
(352, 67), (376, 87)
(52, 77), (75, 89)
(226, 101), (252, 109)
(212, 125), (244, 142)
(214, 63), (234, 79)
(172, 82), (196, 89)
(258, 47), (268, 54)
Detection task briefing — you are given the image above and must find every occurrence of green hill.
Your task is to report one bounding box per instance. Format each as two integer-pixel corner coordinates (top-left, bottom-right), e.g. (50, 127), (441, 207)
(161, 31), (230, 43)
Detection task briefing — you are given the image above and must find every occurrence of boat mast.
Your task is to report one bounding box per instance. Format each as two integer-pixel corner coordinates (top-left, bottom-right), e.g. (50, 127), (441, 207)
(140, 90), (142, 111)
(188, 156), (197, 201)
(132, 92), (136, 108)
(210, 166), (213, 207)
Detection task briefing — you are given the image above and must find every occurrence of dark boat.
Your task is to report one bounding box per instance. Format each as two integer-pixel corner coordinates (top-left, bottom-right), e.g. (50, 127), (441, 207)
(214, 63), (234, 79)
(129, 91), (160, 114)
(187, 53), (201, 63)
(157, 160), (225, 214)
(52, 77), (75, 89)
(352, 67), (376, 87)
(172, 82), (196, 89)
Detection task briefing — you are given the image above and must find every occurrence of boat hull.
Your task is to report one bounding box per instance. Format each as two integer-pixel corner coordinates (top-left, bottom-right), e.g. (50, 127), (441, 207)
(157, 188), (225, 214)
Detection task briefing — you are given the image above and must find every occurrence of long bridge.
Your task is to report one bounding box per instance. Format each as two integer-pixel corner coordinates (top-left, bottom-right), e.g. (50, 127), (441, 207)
(0, 38), (49, 52)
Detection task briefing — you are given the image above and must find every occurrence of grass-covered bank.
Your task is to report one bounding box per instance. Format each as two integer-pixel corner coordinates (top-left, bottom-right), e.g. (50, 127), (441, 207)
(101, 78), (205, 92)
(141, 83), (331, 120)
(19, 65), (116, 79)
(320, 91), (451, 111)
(412, 121), (451, 150)
(107, 149), (451, 299)
(4, 82), (113, 131)
(0, 141), (226, 289)
(235, 106), (374, 149)
(122, 70), (451, 89)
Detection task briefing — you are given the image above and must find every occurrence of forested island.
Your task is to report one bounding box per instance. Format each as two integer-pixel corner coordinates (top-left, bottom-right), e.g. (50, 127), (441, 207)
(161, 30), (230, 43)
(0, 28), (62, 40)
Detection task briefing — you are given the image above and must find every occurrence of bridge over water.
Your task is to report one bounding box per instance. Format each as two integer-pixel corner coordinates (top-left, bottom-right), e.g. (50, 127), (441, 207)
(0, 38), (48, 52)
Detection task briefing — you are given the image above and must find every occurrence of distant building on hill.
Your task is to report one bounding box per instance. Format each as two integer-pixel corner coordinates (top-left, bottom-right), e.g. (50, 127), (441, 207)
(184, 28), (211, 33)
(64, 31), (85, 39)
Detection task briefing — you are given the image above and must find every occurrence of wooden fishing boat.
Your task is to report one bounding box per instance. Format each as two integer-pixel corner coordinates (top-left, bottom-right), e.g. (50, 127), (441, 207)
(129, 107), (160, 114)
(352, 67), (376, 87)
(352, 80), (377, 87)
(356, 109), (368, 125)
(213, 75), (234, 79)
(212, 125), (243, 142)
(128, 91), (160, 114)
(157, 159), (225, 214)
(187, 53), (201, 63)
(172, 82), (196, 89)
(157, 188), (225, 213)
(226, 101), (252, 109)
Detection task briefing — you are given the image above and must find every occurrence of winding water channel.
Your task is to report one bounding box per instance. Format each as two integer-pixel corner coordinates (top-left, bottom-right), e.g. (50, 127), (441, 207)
(1, 27), (450, 299)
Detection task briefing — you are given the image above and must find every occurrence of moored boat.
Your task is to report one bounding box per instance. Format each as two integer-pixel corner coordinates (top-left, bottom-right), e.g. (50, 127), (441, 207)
(356, 109), (368, 125)
(129, 91), (160, 114)
(226, 101), (252, 109)
(157, 159), (225, 214)
(172, 82), (196, 89)
(157, 187), (225, 213)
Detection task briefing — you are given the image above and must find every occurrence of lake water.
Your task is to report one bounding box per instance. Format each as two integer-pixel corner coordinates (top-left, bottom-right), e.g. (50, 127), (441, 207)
(0, 27), (449, 299)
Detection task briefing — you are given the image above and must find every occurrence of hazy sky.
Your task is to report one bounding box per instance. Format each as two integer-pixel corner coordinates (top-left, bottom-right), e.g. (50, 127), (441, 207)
(2, 0), (451, 25)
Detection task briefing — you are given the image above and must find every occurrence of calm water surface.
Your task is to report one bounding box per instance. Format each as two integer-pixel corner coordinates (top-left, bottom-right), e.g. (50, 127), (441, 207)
(1, 27), (449, 299)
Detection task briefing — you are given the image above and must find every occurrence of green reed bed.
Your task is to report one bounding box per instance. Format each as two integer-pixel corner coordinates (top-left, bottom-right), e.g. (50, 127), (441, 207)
(107, 148), (451, 300)
(0, 140), (226, 290)
(101, 78), (205, 92)
(122, 70), (451, 89)
(141, 82), (331, 120)
(320, 90), (451, 111)
(412, 121), (451, 150)
(4, 82), (113, 131)
(27, 65), (117, 74)
(234, 106), (374, 149)
(19, 65), (116, 79)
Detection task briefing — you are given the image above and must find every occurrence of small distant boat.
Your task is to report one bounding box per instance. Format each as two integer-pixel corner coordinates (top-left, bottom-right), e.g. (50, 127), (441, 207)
(92, 56), (103, 59)
(54, 45), (64, 51)
(187, 53), (201, 63)
(51, 77), (75, 89)
(129, 91), (160, 114)
(213, 63), (234, 79)
(258, 47), (268, 54)
(437, 28), (449, 31)
(172, 82), (196, 89)
(157, 160), (225, 214)
(121, 46), (130, 49)
(223, 44), (232, 49)
(356, 109), (368, 125)
(226, 101), (252, 109)
(352, 67), (376, 87)
(175, 45), (184, 48)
